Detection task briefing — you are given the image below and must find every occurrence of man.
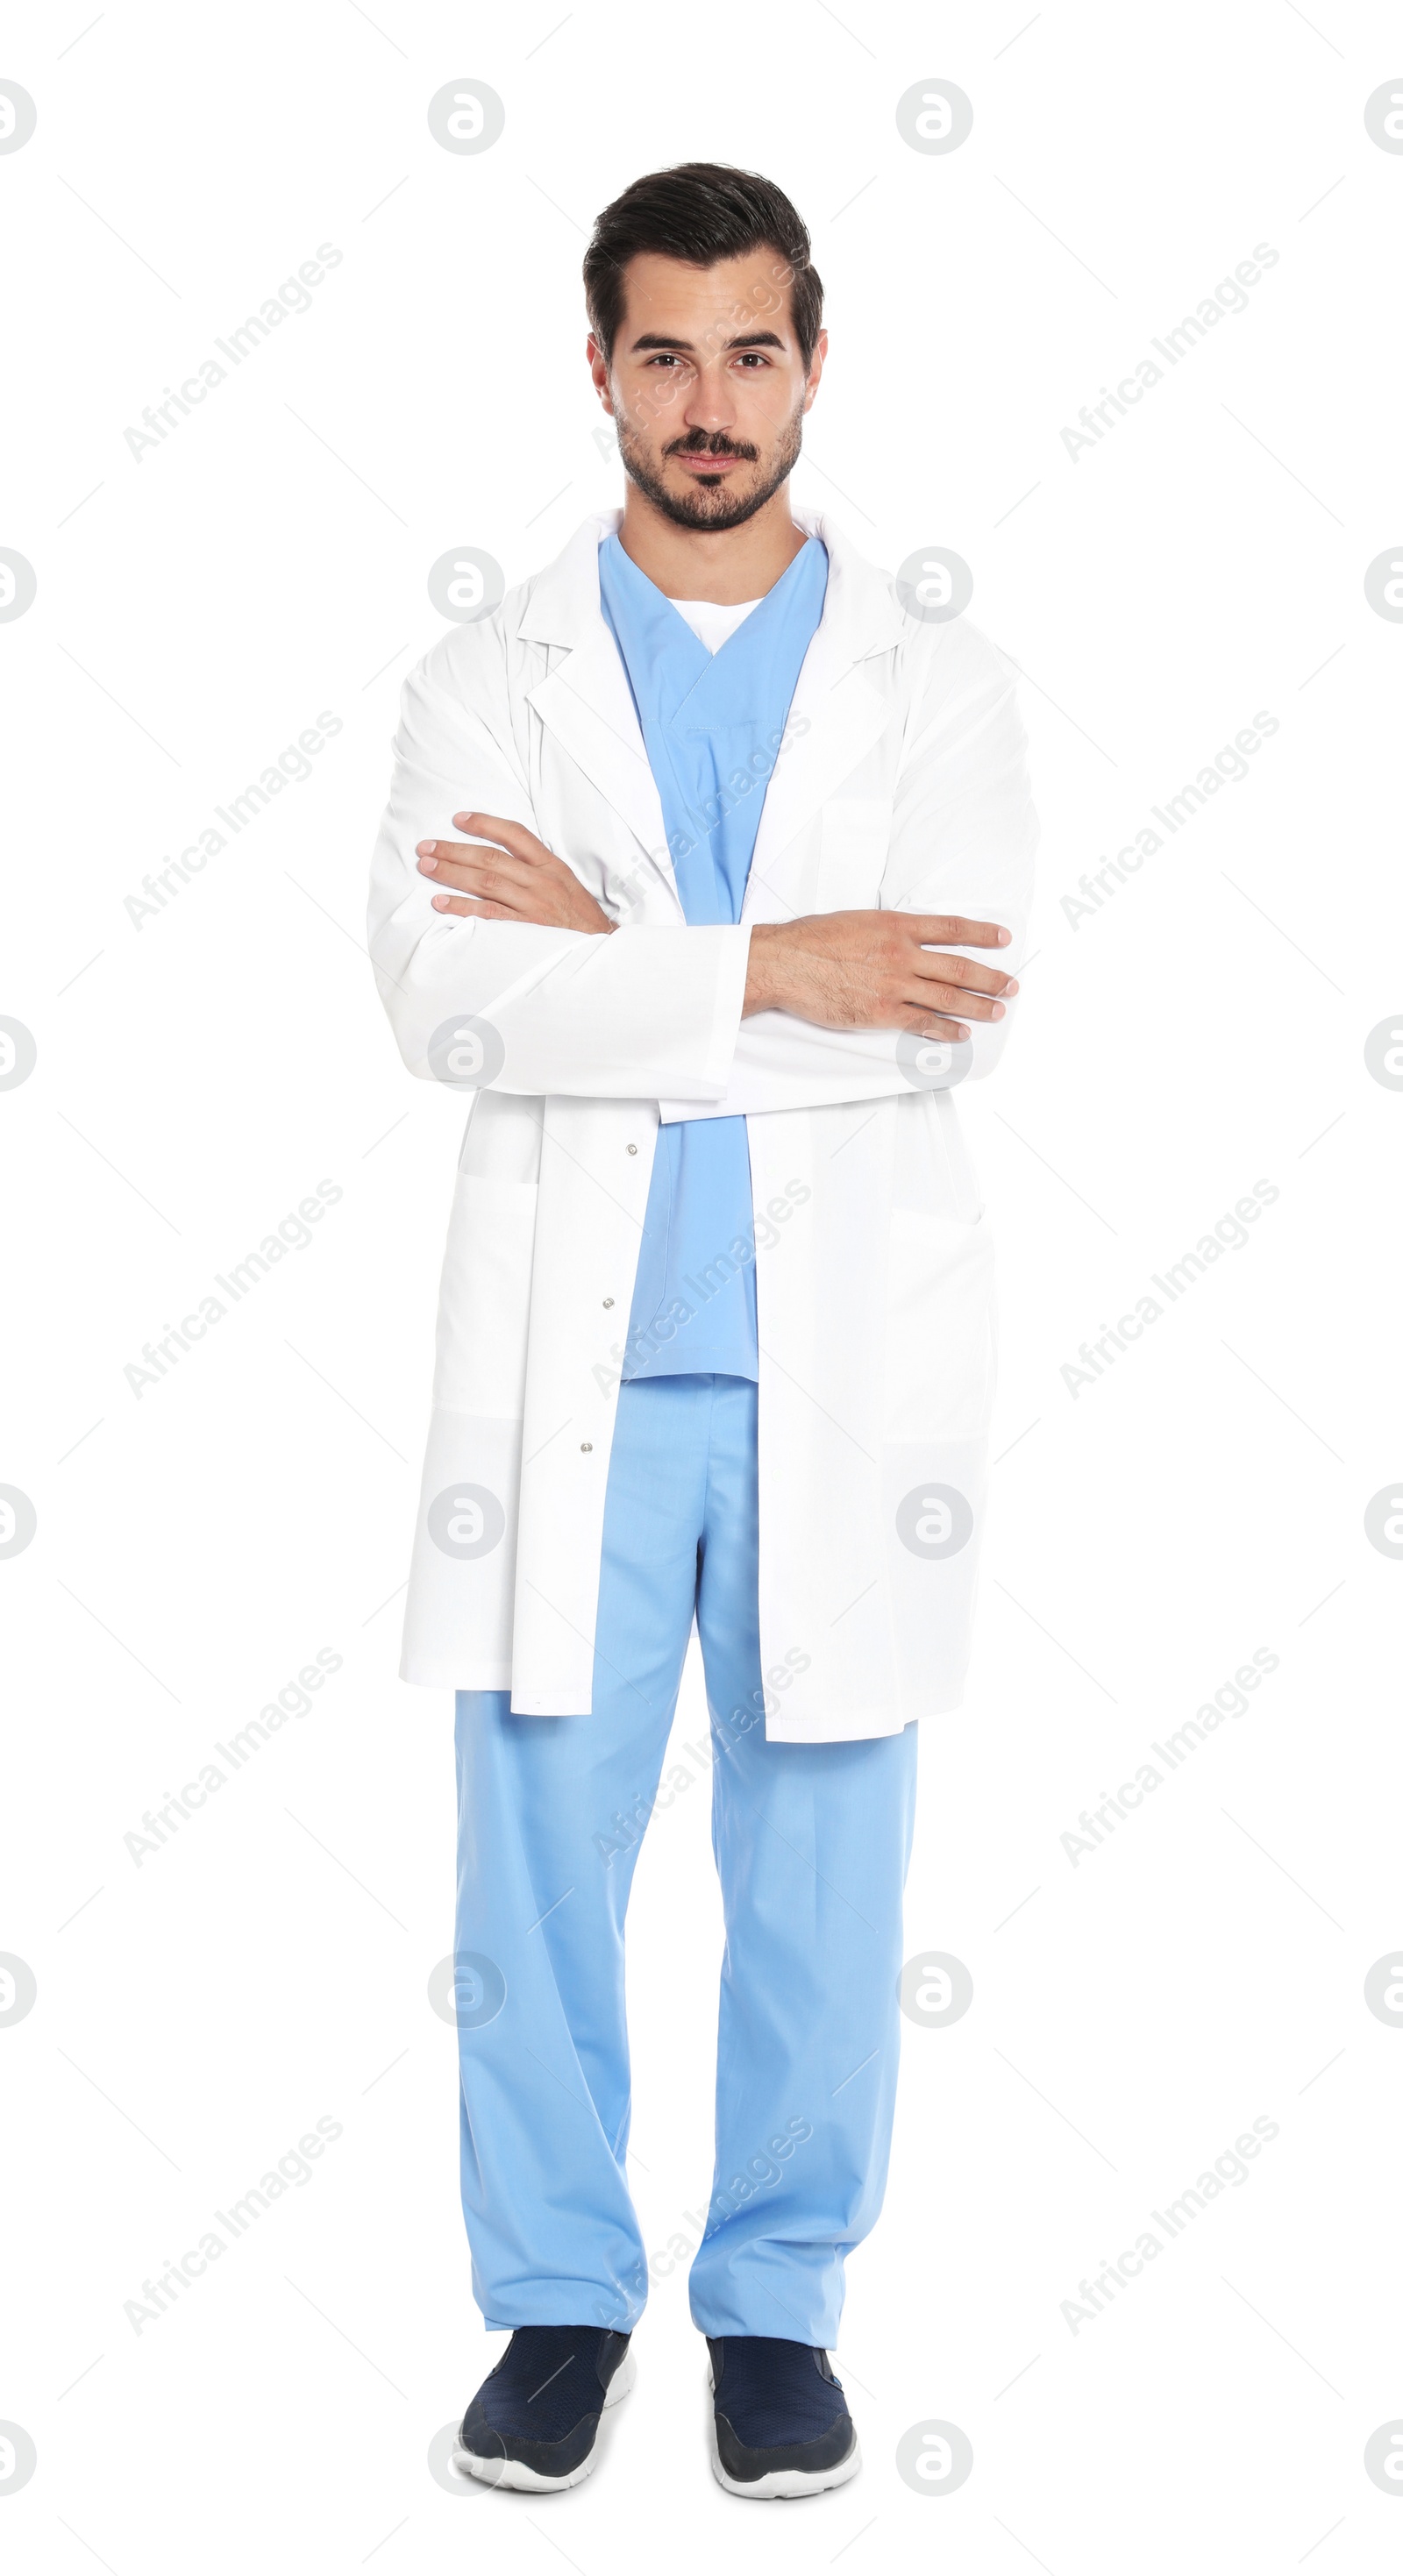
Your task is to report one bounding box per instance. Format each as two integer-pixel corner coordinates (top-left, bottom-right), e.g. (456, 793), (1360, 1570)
(368, 161), (1035, 2498)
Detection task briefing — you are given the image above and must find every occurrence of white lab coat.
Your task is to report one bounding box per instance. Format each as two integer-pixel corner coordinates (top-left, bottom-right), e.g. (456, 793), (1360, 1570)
(368, 506), (1036, 1741)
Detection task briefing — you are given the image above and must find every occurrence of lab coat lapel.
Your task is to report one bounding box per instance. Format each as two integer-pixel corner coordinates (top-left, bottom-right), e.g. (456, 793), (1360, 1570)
(517, 507), (908, 924)
(743, 509), (908, 924)
(522, 513), (680, 911)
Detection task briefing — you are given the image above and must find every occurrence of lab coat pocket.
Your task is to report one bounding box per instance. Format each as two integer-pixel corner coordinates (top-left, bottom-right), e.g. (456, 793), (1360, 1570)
(433, 1174), (538, 1418)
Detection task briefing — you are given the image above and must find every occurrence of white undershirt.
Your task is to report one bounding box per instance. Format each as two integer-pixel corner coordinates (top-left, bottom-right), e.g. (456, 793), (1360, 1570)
(669, 596), (763, 655)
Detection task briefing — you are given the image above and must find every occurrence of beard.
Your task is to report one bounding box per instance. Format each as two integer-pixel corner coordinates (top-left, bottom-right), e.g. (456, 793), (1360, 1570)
(614, 405), (805, 532)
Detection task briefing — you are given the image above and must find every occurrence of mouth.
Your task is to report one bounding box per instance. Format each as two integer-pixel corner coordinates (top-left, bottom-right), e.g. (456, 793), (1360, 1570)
(673, 450), (746, 477)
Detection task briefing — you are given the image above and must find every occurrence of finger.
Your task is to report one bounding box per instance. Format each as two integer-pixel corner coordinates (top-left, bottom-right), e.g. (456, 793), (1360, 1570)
(906, 914), (1012, 948)
(417, 836), (482, 876)
(901, 980), (1006, 1022)
(449, 811), (556, 866)
(417, 841), (540, 896)
(430, 893), (518, 920)
(908, 950), (1018, 998)
(897, 1007), (971, 1042)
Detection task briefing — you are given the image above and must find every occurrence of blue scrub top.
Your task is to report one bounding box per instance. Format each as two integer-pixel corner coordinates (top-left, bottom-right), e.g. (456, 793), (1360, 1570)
(597, 530), (830, 1381)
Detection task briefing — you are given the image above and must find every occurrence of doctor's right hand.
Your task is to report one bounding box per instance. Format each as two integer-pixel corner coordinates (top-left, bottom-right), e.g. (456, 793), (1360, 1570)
(743, 911), (1016, 1040)
(416, 814), (616, 936)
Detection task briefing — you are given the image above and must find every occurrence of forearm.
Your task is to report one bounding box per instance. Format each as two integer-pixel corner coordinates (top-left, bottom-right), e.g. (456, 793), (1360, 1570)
(727, 637), (1036, 1108)
(742, 922), (797, 1018)
(661, 1006), (1014, 1121)
(660, 1016), (930, 1121)
(371, 905), (751, 1099)
(369, 650), (754, 1099)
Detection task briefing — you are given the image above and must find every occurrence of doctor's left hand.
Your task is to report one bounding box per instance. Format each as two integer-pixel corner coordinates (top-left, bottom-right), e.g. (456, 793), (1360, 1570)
(417, 813), (616, 935)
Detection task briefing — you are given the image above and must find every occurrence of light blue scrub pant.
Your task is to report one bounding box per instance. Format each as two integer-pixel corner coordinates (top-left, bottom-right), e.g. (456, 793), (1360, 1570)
(453, 1372), (919, 2345)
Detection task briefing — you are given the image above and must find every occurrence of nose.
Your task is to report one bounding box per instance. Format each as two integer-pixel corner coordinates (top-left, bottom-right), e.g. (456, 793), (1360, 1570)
(680, 357), (739, 438)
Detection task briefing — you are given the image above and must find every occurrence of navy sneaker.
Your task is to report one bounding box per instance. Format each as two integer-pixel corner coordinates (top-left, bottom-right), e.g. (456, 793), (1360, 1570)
(452, 2325), (634, 2492)
(706, 2336), (861, 2498)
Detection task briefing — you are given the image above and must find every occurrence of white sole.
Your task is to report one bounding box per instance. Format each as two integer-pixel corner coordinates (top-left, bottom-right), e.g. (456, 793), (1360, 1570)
(706, 2362), (863, 2500)
(452, 2347), (635, 2494)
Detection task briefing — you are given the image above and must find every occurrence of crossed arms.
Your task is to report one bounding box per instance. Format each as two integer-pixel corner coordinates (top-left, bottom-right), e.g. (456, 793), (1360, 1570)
(367, 624), (1036, 1114)
(416, 812), (1016, 1043)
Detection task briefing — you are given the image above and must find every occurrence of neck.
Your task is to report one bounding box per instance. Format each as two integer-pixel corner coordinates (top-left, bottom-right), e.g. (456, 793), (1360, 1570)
(615, 481), (808, 603)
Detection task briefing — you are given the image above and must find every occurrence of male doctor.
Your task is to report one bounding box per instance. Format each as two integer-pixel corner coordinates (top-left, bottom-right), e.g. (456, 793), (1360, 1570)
(369, 162), (1036, 2497)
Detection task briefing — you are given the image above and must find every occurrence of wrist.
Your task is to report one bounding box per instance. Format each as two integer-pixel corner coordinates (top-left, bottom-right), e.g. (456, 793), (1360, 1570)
(743, 921), (789, 1016)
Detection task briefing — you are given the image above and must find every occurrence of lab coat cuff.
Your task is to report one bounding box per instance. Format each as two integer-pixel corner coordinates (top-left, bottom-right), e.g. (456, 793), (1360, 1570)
(696, 922), (752, 1099)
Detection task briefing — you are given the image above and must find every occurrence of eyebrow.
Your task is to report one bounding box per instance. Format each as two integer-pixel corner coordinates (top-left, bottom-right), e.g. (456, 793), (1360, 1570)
(628, 329), (786, 354)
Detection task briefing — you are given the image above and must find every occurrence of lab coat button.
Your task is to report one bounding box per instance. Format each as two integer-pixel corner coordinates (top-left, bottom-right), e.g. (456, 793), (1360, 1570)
(580, 1441), (593, 1452)
(602, 1297), (614, 1307)
(626, 1142), (637, 1154)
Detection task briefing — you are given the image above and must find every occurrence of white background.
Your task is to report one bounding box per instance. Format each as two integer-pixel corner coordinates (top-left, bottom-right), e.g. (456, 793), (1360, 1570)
(4, 2), (1401, 2566)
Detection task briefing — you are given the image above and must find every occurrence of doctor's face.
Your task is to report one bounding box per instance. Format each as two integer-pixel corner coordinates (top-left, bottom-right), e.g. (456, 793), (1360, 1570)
(591, 250), (825, 532)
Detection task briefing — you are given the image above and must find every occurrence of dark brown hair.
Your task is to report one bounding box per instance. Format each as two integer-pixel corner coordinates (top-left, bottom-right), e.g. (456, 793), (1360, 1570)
(583, 162), (824, 367)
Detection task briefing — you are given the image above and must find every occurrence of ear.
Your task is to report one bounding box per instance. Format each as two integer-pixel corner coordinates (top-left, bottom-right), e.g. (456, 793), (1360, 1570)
(587, 332), (613, 404)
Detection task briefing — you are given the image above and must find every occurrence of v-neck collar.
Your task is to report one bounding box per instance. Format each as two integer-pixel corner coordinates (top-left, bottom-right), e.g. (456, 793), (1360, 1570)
(599, 531), (827, 729)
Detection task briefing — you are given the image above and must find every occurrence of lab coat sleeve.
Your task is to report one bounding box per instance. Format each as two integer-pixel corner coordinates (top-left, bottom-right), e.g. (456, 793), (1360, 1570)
(659, 621), (1036, 1122)
(368, 628), (751, 1099)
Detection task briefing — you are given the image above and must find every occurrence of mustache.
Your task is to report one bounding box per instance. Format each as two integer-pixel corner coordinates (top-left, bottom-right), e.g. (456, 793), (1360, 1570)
(664, 433), (760, 461)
